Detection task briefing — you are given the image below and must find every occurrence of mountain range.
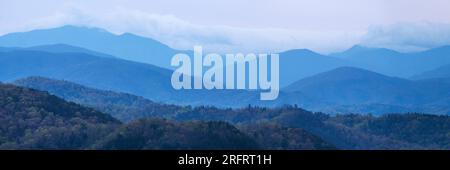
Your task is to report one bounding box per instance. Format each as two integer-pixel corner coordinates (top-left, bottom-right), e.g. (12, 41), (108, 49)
(1, 25), (450, 115)
(283, 67), (450, 114)
(2, 26), (450, 87)
(0, 25), (181, 69)
(1, 45), (450, 115)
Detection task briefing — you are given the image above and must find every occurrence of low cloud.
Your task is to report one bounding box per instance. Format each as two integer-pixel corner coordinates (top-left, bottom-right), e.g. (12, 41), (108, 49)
(360, 22), (450, 52)
(6, 5), (450, 54)
(10, 6), (361, 54)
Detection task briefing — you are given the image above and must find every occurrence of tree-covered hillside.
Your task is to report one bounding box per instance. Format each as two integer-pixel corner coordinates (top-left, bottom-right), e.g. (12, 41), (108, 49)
(0, 82), (335, 149)
(0, 83), (120, 149)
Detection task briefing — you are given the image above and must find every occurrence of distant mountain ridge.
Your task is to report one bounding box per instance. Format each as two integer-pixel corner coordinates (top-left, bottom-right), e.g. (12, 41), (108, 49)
(411, 64), (450, 80)
(0, 49), (178, 102)
(2, 26), (450, 115)
(278, 49), (351, 87)
(0, 44), (116, 58)
(0, 25), (181, 69)
(283, 67), (450, 115)
(330, 45), (450, 78)
(1, 26), (450, 85)
(4, 47), (450, 115)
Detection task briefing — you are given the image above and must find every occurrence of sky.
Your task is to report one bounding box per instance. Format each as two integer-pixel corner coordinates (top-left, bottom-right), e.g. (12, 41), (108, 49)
(1, 0), (450, 53)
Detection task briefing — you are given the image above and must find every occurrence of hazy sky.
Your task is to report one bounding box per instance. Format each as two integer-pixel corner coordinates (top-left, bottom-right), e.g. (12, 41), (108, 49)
(1, 0), (450, 53)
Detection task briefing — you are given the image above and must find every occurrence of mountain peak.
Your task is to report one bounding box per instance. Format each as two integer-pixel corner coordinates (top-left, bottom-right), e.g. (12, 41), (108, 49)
(332, 45), (400, 58)
(281, 48), (324, 57)
(284, 66), (407, 93)
(56, 25), (109, 33)
(348, 45), (397, 53)
(314, 66), (385, 78)
(347, 45), (369, 51)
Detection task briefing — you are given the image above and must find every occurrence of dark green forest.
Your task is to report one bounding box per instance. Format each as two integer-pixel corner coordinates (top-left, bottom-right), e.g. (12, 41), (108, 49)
(3, 77), (450, 149)
(0, 82), (333, 149)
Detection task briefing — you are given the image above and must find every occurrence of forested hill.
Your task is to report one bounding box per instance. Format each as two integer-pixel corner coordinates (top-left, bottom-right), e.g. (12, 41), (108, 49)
(14, 76), (182, 122)
(0, 83), (334, 149)
(12, 77), (450, 149)
(0, 83), (119, 149)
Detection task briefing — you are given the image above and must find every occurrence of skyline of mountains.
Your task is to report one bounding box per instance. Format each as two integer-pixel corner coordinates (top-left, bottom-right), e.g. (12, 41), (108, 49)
(2, 48), (450, 115)
(0, 25), (182, 69)
(2, 25), (450, 87)
(1, 25), (450, 115)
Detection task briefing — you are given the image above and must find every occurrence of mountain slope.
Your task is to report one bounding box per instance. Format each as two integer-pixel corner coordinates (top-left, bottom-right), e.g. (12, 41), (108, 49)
(331, 45), (450, 77)
(0, 49), (180, 102)
(279, 49), (351, 87)
(0, 83), (120, 149)
(411, 64), (450, 80)
(238, 123), (336, 150)
(284, 67), (419, 105)
(96, 119), (259, 150)
(330, 113), (450, 149)
(0, 83), (278, 150)
(282, 66), (450, 114)
(0, 25), (180, 69)
(0, 48), (266, 107)
(14, 76), (183, 122)
(10, 77), (449, 149)
(24, 44), (116, 58)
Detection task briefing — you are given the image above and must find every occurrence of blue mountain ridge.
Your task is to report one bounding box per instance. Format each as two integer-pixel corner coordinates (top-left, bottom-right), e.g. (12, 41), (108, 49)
(1, 26), (450, 115)
(0, 25), (181, 69)
(2, 26), (450, 87)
